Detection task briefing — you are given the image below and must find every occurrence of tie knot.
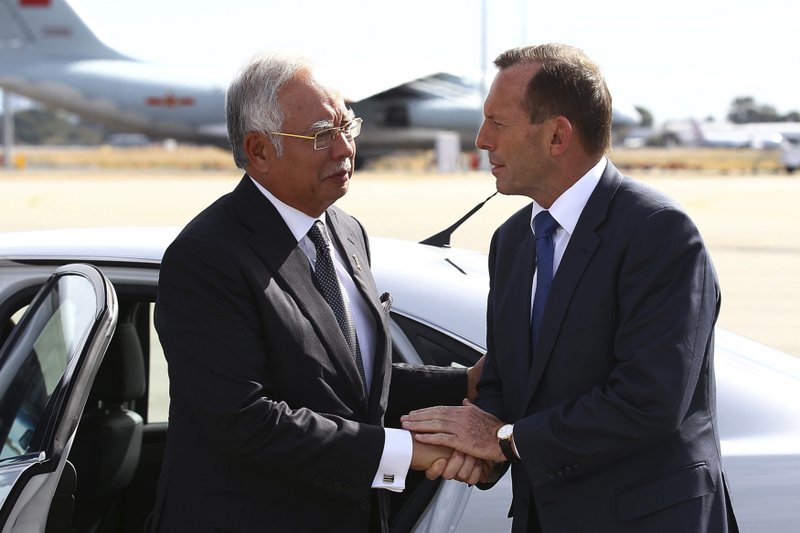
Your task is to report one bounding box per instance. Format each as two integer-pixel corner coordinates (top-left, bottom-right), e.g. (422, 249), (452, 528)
(307, 220), (329, 251)
(534, 211), (559, 239)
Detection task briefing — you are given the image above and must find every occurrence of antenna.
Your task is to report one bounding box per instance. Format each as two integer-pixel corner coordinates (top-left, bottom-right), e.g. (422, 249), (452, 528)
(420, 191), (498, 248)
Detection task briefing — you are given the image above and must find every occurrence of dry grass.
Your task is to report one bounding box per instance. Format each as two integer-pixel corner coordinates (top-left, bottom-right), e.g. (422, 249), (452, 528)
(5, 144), (787, 174)
(9, 144), (233, 170)
(609, 147), (783, 174)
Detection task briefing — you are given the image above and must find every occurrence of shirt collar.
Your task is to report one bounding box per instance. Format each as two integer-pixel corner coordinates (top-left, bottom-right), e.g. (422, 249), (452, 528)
(249, 175), (323, 242)
(530, 156), (606, 236)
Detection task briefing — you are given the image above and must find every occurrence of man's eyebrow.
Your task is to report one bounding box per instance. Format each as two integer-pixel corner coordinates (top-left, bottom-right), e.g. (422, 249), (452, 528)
(308, 109), (356, 132)
(309, 118), (335, 132)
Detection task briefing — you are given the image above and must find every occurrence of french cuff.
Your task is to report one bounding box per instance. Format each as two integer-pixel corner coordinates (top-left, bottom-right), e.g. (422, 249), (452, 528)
(371, 428), (412, 492)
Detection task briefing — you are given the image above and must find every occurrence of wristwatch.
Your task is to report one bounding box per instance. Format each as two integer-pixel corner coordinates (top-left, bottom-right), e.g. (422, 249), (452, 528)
(497, 424), (518, 462)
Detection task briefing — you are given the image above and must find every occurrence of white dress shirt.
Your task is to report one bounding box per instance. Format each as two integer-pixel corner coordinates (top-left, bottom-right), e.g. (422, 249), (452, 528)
(249, 177), (412, 491)
(529, 157), (606, 315)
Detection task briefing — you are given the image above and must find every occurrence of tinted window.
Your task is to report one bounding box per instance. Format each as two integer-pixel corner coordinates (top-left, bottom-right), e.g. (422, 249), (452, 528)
(0, 275), (98, 461)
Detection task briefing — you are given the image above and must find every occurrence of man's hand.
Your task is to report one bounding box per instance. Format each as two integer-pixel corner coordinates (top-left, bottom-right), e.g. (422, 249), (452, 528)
(410, 439), (486, 484)
(466, 355), (485, 402)
(401, 399), (507, 463)
(425, 449), (491, 485)
(409, 438), (453, 479)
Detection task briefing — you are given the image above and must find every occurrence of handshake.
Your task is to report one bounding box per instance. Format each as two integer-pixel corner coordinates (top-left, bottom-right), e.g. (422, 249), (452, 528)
(402, 399), (508, 485)
(400, 358), (511, 485)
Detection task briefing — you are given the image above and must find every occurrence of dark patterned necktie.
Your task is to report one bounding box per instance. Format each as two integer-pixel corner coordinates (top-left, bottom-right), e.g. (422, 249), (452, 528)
(531, 211), (559, 348)
(307, 221), (368, 394)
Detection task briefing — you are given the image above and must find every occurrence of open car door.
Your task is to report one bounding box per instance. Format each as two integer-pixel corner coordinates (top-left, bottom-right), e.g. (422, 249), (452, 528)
(0, 264), (117, 533)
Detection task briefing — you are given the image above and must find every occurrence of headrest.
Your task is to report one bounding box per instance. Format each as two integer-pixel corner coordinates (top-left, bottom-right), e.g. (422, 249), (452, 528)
(90, 302), (146, 404)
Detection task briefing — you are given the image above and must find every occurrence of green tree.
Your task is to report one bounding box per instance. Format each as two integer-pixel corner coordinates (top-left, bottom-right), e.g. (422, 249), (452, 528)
(0, 107), (104, 145)
(728, 97), (799, 123)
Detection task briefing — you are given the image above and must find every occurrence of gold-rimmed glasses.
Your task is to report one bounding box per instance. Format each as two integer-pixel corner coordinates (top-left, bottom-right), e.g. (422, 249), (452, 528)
(269, 117), (362, 150)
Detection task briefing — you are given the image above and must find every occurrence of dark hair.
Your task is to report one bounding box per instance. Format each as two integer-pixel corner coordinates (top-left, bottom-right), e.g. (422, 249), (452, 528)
(494, 43), (612, 155)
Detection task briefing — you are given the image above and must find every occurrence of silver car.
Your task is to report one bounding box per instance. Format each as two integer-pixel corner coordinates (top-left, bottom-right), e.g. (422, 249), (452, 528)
(1, 227), (800, 532)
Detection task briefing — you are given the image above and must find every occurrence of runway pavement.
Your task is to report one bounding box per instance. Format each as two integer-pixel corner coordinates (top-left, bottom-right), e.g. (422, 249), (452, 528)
(1, 168), (798, 357)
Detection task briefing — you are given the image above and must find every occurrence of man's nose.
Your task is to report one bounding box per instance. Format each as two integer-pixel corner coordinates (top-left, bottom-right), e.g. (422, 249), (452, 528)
(475, 120), (492, 151)
(330, 130), (355, 159)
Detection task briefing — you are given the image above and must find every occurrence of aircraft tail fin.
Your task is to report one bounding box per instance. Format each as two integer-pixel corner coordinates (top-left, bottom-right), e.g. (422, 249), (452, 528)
(689, 118), (707, 146)
(0, 0), (127, 61)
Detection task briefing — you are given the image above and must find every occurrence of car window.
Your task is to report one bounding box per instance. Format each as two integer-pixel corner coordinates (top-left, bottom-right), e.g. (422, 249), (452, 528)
(142, 309), (482, 425)
(0, 307), (29, 352)
(0, 275), (99, 461)
(391, 313), (483, 368)
(147, 305), (169, 422)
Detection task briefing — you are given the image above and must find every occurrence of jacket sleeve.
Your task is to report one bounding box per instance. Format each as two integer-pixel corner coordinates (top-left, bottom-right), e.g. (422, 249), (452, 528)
(474, 228), (506, 420)
(384, 363), (468, 427)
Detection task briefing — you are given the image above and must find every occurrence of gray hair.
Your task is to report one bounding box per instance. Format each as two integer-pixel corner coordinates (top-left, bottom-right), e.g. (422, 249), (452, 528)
(225, 53), (311, 168)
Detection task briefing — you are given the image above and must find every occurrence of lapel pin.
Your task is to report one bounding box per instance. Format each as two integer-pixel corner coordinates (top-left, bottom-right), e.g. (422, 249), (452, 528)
(352, 254), (362, 271)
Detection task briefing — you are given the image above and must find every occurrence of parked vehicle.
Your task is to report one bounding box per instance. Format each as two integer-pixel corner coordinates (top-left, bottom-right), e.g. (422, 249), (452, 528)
(2, 227), (800, 532)
(780, 132), (800, 172)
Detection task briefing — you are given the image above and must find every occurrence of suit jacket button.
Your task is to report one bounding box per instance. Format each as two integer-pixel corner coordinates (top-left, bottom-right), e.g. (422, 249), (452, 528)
(360, 500), (369, 511)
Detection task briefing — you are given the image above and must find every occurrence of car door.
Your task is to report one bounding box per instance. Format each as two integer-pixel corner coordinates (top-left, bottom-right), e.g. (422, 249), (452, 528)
(384, 312), (482, 533)
(369, 238), (514, 533)
(0, 264), (117, 533)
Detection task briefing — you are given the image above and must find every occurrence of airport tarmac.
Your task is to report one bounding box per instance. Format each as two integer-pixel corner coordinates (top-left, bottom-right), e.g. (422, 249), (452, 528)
(1, 168), (798, 358)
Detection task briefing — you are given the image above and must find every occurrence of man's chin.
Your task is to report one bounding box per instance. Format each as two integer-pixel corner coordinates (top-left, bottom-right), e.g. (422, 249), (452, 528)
(322, 179), (349, 202)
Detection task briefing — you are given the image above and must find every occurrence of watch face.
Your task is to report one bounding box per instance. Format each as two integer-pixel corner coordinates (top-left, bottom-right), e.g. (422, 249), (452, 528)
(498, 424), (513, 439)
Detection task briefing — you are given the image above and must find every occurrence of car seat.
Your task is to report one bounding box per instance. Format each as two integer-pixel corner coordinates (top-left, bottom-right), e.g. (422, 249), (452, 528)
(68, 301), (146, 533)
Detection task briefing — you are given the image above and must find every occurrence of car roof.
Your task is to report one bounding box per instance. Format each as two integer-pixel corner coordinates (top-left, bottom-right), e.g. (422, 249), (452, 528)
(0, 227), (179, 264)
(0, 227), (490, 348)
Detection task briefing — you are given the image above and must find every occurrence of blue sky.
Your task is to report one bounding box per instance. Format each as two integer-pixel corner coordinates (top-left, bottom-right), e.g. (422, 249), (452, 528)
(28, 0), (800, 123)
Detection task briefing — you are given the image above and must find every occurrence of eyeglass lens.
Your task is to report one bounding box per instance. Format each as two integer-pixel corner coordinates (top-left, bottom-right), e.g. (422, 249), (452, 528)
(314, 120), (361, 149)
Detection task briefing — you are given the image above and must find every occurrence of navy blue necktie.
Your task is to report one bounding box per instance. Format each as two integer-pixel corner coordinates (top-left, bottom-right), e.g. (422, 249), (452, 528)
(531, 211), (559, 348)
(307, 221), (368, 395)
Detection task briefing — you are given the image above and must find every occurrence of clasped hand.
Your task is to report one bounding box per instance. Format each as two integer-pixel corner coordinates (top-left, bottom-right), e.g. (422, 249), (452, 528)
(405, 399), (507, 484)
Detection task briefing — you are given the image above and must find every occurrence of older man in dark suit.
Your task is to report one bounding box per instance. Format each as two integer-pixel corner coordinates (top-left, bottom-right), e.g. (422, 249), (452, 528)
(150, 53), (482, 533)
(403, 44), (739, 532)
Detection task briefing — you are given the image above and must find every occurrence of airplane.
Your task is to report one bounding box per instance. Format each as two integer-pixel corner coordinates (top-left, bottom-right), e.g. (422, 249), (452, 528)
(660, 118), (800, 150)
(0, 0), (642, 164)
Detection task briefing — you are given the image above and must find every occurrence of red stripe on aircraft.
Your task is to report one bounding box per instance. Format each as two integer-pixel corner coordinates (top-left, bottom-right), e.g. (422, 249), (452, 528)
(145, 95), (196, 108)
(43, 26), (72, 37)
(20, 0), (51, 7)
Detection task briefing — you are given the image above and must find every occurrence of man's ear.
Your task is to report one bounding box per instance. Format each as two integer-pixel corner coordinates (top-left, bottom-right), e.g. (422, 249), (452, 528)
(244, 132), (271, 172)
(549, 116), (573, 156)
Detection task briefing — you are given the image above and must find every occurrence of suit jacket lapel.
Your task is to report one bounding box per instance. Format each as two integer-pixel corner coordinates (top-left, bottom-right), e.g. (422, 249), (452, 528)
(230, 177), (369, 409)
(325, 208), (391, 420)
(523, 164), (624, 409)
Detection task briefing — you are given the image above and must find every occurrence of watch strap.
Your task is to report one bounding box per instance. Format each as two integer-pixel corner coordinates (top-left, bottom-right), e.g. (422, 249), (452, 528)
(499, 435), (518, 462)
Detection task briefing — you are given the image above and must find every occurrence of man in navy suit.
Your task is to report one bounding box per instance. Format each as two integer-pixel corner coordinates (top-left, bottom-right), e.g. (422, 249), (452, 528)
(151, 53), (482, 533)
(403, 44), (739, 532)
